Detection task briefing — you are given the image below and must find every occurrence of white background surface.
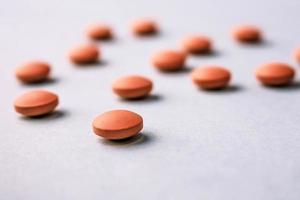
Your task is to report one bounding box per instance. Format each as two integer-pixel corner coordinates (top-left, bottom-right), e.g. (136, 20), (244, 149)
(1, 0), (300, 199)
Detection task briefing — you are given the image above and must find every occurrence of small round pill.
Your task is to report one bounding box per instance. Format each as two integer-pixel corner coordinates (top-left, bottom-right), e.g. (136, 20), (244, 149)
(181, 35), (212, 54)
(151, 49), (186, 71)
(92, 110), (143, 140)
(293, 47), (300, 63)
(255, 62), (295, 86)
(191, 66), (231, 89)
(112, 75), (153, 99)
(86, 23), (113, 40)
(131, 18), (158, 36)
(69, 44), (99, 64)
(15, 61), (51, 83)
(14, 90), (59, 117)
(232, 25), (262, 43)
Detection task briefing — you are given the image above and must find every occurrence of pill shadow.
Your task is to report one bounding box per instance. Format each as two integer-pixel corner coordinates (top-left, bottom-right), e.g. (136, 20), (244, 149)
(20, 110), (69, 121)
(73, 60), (108, 68)
(238, 40), (272, 48)
(158, 67), (193, 75)
(261, 81), (300, 91)
(190, 50), (222, 57)
(119, 94), (163, 103)
(199, 85), (244, 94)
(99, 133), (154, 147)
(135, 31), (161, 39)
(22, 77), (59, 86)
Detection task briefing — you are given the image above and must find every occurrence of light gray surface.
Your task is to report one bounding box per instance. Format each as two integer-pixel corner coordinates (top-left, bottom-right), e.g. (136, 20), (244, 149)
(1, 0), (300, 199)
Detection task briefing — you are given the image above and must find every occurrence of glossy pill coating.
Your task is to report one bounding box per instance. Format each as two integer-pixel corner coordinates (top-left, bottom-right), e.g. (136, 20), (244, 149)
(15, 61), (51, 83)
(112, 75), (153, 99)
(181, 35), (212, 54)
(86, 23), (113, 40)
(131, 18), (158, 35)
(293, 47), (300, 63)
(191, 66), (231, 89)
(255, 62), (295, 86)
(69, 44), (99, 64)
(14, 90), (59, 117)
(93, 110), (143, 140)
(151, 49), (186, 71)
(232, 25), (262, 43)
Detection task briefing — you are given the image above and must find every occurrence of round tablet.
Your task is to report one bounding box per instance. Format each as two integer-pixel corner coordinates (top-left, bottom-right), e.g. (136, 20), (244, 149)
(14, 90), (59, 117)
(181, 35), (212, 54)
(112, 75), (153, 99)
(255, 62), (295, 86)
(151, 49), (186, 71)
(69, 44), (99, 64)
(232, 25), (262, 43)
(15, 61), (51, 83)
(92, 110), (143, 140)
(191, 66), (231, 89)
(293, 47), (300, 63)
(131, 19), (157, 36)
(86, 23), (113, 40)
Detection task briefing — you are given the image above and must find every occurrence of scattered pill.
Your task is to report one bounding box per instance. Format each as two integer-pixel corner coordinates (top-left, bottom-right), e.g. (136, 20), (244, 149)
(86, 23), (113, 40)
(232, 25), (262, 43)
(151, 49), (186, 71)
(69, 44), (99, 64)
(14, 90), (59, 117)
(112, 75), (153, 99)
(293, 47), (300, 63)
(15, 61), (51, 83)
(181, 35), (212, 54)
(131, 18), (158, 36)
(255, 62), (295, 86)
(93, 110), (143, 140)
(191, 66), (231, 90)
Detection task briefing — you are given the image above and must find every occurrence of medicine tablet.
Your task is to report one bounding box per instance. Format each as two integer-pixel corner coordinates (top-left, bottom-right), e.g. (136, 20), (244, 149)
(69, 44), (99, 64)
(181, 35), (212, 54)
(131, 18), (158, 36)
(293, 47), (300, 63)
(191, 66), (231, 89)
(151, 49), (186, 71)
(15, 61), (51, 83)
(232, 25), (262, 43)
(255, 62), (295, 86)
(14, 90), (59, 117)
(112, 75), (153, 99)
(92, 110), (143, 140)
(86, 23), (113, 40)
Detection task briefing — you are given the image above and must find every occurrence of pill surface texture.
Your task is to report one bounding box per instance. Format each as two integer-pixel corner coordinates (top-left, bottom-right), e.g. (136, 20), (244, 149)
(191, 66), (231, 89)
(15, 61), (50, 83)
(232, 25), (262, 43)
(69, 44), (99, 64)
(112, 75), (153, 99)
(14, 90), (59, 117)
(131, 19), (157, 36)
(86, 23), (113, 40)
(255, 62), (295, 86)
(151, 50), (186, 71)
(294, 48), (300, 63)
(181, 35), (212, 54)
(93, 110), (143, 140)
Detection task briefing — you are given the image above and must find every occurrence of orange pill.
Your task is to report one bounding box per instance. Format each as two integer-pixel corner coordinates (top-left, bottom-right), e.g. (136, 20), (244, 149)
(92, 110), (143, 140)
(86, 23), (113, 40)
(255, 62), (295, 86)
(69, 44), (99, 64)
(151, 49), (186, 71)
(131, 18), (158, 36)
(14, 90), (59, 117)
(191, 66), (231, 89)
(232, 25), (262, 43)
(293, 47), (300, 63)
(15, 61), (51, 83)
(181, 35), (212, 54)
(112, 75), (153, 99)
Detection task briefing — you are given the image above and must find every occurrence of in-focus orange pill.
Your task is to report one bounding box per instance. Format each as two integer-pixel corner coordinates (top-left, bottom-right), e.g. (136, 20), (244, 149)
(15, 61), (51, 83)
(69, 44), (99, 64)
(232, 25), (262, 43)
(191, 66), (231, 89)
(14, 90), (59, 117)
(151, 49), (186, 71)
(92, 110), (143, 140)
(181, 35), (212, 54)
(112, 75), (153, 99)
(255, 62), (295, 86)
(86, 23), (113, 40)
(293, 47), (300, 63)
(131, 18), (158, 36)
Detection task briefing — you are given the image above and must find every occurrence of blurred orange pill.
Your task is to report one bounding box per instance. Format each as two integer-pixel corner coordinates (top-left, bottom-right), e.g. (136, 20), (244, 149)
(232, 25), (262, 43)
(112, 75), (153, 99)
(15, 61), (51, 83)
(131, 18), (158, 36)
(92, 110), (143, 140)
(181, 35), (212, 54)
(151, 49), (186, 71)
(86, 23), (113, 40)
(293, 47), (300, 63)
(69, 44), (99, 64)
